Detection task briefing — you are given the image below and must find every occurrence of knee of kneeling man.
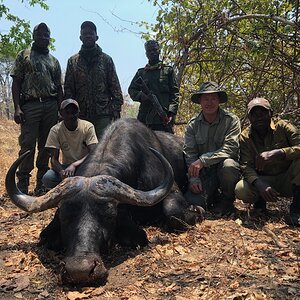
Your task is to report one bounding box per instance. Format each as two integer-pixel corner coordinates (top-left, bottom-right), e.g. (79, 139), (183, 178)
(222, 158), (239, 169)
(234, 180), (243, 198)
(234, 180), (254, 203)
(220, 162), (240, 181)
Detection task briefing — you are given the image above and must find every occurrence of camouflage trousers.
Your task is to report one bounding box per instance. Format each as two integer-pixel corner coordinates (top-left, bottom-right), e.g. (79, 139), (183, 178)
(87, 115), (111, 139)
(235, 158), (300, 203)
(17, 100), (58, 187)
(184, 158), (240, 209)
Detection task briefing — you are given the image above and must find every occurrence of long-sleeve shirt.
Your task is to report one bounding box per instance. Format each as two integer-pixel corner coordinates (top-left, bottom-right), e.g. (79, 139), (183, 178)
(11, 47), (62, 100)
(239, 118), (300, 184)
(64, 44), (123, 119)
(128, 62), (179, 125)
(184, 108), (241, 168)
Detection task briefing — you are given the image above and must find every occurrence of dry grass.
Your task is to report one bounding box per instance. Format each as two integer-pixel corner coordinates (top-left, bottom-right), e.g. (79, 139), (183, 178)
(0, 117), (300, 300)
(0, 118), (19, 195)
(0, 118), (39, 195)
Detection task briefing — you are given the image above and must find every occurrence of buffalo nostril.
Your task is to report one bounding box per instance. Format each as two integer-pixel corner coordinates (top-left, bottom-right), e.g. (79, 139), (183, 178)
(61, 256), (108, 285)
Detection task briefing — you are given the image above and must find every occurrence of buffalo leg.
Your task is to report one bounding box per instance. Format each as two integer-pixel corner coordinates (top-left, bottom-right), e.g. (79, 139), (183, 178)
(163, 192), (204, 231)
(115, 206), (148, 248)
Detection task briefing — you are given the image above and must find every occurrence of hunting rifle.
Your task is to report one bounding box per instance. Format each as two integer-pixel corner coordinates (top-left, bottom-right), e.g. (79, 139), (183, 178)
(135, 76), (170, 126)
(135, 76), (188, 127)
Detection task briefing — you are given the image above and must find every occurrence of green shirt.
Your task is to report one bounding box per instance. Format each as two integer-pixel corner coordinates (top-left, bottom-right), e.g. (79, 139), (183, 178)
(64, 45), (123, 119)
(184, 108), (241, 167)
(239, 118), (300, 184)
(10, 48), (62, 100)
(128, 62), (179, 125)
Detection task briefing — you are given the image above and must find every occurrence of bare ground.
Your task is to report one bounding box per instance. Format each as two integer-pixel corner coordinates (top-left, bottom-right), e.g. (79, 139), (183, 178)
(0, 119), (299, 300)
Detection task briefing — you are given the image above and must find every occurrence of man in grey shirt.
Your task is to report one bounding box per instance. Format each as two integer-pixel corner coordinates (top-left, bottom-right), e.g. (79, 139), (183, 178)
(183, 81), (240, 215)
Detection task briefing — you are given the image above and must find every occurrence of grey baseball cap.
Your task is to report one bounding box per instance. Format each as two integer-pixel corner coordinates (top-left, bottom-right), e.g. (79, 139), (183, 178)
(247, 97), (271, 114)
(60, 99), (80, 111)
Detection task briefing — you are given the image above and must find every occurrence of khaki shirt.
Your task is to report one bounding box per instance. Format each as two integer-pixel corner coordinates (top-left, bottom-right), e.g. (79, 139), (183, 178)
(184, 108), (241, 167)
(45, 119), (98, 165)
(240, 118), (300, 184)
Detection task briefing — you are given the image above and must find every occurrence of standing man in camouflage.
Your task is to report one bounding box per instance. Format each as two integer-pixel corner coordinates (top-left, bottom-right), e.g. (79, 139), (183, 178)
(11, 22), (63, 195)
(64, 21), (123, 138)
(128, 40), (179, 133)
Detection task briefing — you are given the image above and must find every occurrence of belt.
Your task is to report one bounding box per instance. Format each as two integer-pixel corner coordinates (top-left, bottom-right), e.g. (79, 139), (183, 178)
(26, 96), (57, 103)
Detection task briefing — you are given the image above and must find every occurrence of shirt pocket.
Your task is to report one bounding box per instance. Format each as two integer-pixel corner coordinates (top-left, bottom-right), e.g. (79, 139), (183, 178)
(159, 74), (169, 92)
(214, 135), (225, 149)
(273, 136), (289, 148)
(195, 135), (207, 146)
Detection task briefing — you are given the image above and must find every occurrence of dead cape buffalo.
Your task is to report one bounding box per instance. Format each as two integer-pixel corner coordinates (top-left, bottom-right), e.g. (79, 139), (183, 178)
(6, 118), (203, 286)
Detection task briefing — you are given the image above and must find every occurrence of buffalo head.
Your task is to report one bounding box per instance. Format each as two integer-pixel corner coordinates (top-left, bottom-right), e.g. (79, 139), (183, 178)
(5, 148), (174, 285)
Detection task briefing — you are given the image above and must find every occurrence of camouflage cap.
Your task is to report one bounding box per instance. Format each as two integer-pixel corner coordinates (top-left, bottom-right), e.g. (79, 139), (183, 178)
(81, 21), (97, 33)
(144, 40), (160, 50)
(60, 99), (80, 111)
(33, 23), (50, 35)
(247, 97), (271, 114)
(191, 81), (228, 103)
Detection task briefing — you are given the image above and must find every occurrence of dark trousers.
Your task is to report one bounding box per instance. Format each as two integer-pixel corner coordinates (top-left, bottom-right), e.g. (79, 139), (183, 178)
(147, 123), (174, 133)
(17, 100), (58, 186)
(184, 158), (240, 208)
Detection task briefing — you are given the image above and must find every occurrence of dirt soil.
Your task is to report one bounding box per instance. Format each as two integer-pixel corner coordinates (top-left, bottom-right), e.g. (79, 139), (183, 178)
(0, 119), (299, 300)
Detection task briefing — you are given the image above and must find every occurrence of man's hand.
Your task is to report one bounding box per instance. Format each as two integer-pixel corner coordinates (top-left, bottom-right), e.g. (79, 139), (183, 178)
(14, 107), (25, 124)
(190, 182), (203, 194)
(255, 149), (285, 172)
(166, 112), (175, 125)
(139, 92), (149, 103)
(188, 159), (204, 178)
(253, 179), (279, 202)
(61, 164), (76, 179)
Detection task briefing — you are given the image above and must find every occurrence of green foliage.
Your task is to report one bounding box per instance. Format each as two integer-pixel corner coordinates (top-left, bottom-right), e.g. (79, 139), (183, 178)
(0, 0), (49, 58)
(121, 100), (139, 118)
(146, 0), (300, 122)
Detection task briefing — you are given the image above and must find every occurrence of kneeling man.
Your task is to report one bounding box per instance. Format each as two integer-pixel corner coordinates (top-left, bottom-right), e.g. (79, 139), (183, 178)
(42, 99), (98, 188)
(184, 81), (241, 215)
(235, 98), (300, 226)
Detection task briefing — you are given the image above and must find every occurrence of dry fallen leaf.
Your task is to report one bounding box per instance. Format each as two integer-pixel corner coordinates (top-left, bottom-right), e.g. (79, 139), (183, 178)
(13, 276), (30, 292)
(66, 291), (90, 300)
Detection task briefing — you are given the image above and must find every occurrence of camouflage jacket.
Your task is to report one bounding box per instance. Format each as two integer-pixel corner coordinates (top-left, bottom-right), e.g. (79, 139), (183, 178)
(10, 47), (62, 102)
(64, 44), (123, 119)
(240, 118), (300, 184)
(128, 62), (179, 125)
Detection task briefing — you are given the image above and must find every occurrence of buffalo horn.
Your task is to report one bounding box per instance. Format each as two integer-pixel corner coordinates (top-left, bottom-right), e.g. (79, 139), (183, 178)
(5, 151), (84, 213)
(91, 147), (174, 206)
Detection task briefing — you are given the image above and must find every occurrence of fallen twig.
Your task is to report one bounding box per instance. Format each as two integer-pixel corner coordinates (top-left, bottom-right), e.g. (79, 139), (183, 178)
(262, 226), (287, 248)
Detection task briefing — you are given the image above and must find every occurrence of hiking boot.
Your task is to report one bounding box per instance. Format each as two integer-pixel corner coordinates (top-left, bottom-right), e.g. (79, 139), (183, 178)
(34, 181), (48, 196)
(17, 179), (29, 194)
(284, 213), (300, 227)
(212, 201), (235, 216)
(253, 198), (267, 213)
(285, 185), (300, 227)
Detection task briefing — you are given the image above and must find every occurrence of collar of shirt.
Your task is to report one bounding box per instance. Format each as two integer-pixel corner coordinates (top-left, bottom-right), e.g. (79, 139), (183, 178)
(198, 108), (223, 125)
(249, 118), (276, 138)
(144, 61), (163, 71)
